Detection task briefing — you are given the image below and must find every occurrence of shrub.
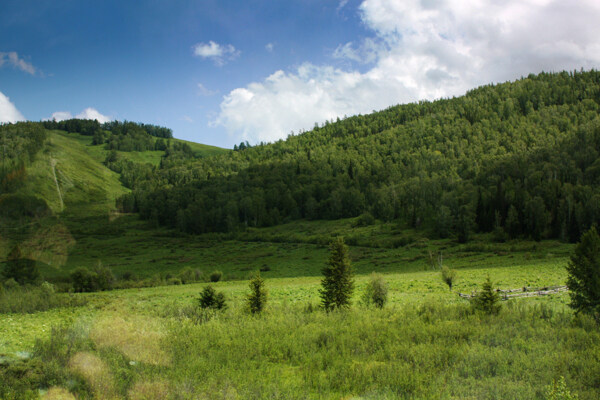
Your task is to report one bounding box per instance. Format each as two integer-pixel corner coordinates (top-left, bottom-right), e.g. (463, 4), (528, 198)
(92, 261), (114, 291)
(70, 263), (114, 292)
(70, 267), (98, 292)
(472, 277), (501, 315)
(566, 226), (600, 321)
(441, 265), (457, 291)
(246, 271), (267, 314)
(209, 270), (223, 282)
(362, 273), (388, 308)
(320, 237), (354, 311)
(198, 286), (227, 310)
(178, 267), (196, 284)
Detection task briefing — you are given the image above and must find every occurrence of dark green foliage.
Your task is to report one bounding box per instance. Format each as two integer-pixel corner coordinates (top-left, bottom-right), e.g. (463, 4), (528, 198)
(70, 263), (114, 292)
(441, 265), (457, 290)
(566, 226), (600, 321)
(1, 122), (46, 193)
(198, 285), (227, 310)
(209, 270), (223, 282)
(362, 273), (388, 308)
(2, 246), (40, 285)
(472, 277), (501, 315)
(320, 237), (354, 311)
(246, 271), (267, 314)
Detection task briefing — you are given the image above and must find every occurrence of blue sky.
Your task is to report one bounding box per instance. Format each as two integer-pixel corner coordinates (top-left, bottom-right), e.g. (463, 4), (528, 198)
(2, 0), (600, 148)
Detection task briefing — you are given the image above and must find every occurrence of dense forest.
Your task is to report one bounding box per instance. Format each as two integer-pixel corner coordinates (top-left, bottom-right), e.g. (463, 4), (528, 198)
(42, 119), (173, 152)
(0, 122), (46, 193)
(114, 71), (600, 242)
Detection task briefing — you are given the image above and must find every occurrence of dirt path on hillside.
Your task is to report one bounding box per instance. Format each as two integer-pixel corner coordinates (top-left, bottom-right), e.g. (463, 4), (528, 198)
(51, 158), (64, 212)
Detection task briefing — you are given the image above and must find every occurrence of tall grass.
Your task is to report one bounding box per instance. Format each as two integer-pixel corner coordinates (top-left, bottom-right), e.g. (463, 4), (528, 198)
(2, 300), (598, 399)
(163, 301), (599, 399)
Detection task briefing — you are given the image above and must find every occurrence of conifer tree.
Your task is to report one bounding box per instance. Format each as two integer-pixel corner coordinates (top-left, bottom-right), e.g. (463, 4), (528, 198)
(472, 277), (501, 315)
(320, 237), (354, 311)
(566, 226), (600, 321)
(247, 271), (267, 314)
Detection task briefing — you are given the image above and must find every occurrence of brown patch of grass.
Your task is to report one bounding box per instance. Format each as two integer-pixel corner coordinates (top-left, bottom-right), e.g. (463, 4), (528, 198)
(68, 352), (117, 399)
(90, 313), (170, 366)
(41, 387), (76, 400)
(128, 380), (171, 400)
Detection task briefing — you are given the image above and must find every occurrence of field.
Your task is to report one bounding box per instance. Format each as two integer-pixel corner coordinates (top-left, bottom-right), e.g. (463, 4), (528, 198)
(2, 237), (599, 399)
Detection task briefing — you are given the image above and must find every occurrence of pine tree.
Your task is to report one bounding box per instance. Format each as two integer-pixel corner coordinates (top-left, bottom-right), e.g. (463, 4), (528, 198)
(247, 271), (267, 314)
(566, 226), (600, 321)
(472, 277), (501, 315)
(320, 237), (354, 311)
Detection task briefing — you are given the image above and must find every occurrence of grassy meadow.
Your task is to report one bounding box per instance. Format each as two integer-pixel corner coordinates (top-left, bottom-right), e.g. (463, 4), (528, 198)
(2, 237), (599, 399)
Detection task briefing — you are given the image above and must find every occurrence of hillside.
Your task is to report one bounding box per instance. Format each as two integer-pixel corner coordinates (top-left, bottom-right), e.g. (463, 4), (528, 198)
(2, 70), (600, 280)
(121, 70), (600, 244)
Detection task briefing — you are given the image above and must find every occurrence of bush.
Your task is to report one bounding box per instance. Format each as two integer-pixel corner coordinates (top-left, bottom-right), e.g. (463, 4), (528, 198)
(198, 286), (227, 310)
(472, 277), (501, 315)
(209, 270), (223, 282)
(246, 271), (267, 314)
(70, 267), (97, 292)
(92, 261), (114, 291)
(362, 273), (388, 308)
(178, 267), (196, 284)
(441, 265), (457, 290)
(70, 263), (114, 292)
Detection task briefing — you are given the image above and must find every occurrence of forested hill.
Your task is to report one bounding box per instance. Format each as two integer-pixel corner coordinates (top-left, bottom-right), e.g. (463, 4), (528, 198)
(117, 70), (600, 243)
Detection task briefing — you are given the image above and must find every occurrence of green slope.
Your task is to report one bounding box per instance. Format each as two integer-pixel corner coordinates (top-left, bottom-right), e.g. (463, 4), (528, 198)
(16, 130), (128, 215)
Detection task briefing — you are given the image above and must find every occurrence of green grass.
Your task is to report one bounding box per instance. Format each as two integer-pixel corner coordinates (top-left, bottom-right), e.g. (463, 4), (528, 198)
(28, 214), (572, 285)
(15, 130), (128, 215)
(1, 260), (596, 399)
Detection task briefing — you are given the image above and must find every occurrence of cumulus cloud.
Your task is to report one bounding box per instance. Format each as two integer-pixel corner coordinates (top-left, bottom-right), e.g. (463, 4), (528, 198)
(192, 41), (240, 65)
(214, 0), (600, 143)
(50, 108), (111, 123)
(0, 51), (37, 75)
(0, 91), (25, 123)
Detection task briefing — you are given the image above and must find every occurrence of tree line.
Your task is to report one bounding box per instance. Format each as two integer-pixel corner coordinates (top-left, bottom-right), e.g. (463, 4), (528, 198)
(118, 70), (600, 242)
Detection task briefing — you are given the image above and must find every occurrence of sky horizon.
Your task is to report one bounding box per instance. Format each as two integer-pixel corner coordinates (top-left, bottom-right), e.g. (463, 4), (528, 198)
(2, 0), (600, 149)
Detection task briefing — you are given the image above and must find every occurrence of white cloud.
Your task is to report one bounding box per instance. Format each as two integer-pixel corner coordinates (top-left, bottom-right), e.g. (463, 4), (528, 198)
(50, 111), (73, 121)
(192, 41), (239, 65)
(0, 91), (25, 123)
(50, 108), (111, 123)
(214, 0), (600, 144)
(76, 108), (111, 123)
(197, 83), (217, 96)
(265, 43), (274, 52)
(0, 51), (37, 75)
